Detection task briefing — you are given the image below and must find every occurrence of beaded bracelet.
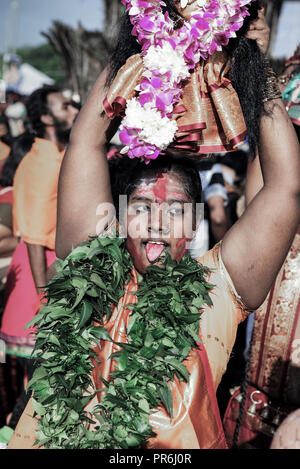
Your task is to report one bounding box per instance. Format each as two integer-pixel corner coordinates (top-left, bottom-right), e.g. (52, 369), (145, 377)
(262, 66), (282, 103)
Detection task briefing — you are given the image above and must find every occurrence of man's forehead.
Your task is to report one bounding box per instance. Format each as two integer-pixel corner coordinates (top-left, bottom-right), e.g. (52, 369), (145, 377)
(132, 172), (188, 200)
(47, 92), (69, 106)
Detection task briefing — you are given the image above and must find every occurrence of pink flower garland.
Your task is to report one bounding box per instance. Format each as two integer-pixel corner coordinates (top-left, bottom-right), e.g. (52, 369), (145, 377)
(119, 0), (254, 162)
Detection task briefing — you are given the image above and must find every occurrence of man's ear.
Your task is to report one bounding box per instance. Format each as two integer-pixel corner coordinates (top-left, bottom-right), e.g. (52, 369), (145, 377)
(40, 114), (54, 126)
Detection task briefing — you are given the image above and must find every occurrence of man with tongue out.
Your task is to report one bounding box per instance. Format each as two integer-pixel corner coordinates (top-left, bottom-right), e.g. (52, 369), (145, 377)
(10, 92), (300, 451)
(125, 168), (196, 271)
(9, 15), (300, 448)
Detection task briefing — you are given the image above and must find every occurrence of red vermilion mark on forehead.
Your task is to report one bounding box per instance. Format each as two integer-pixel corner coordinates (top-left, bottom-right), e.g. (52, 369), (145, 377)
(153, 171), (168, 203)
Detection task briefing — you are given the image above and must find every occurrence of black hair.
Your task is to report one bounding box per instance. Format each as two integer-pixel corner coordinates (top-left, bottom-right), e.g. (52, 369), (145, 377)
(293, 123), (300, 144)
(106, 1), (266, 157)
(0, 131), (34, 187)
(25, 85), (60, 138)
(219, 150), (249, 178)
(228, 1), (267, 158)
(109, 153), (203, 217)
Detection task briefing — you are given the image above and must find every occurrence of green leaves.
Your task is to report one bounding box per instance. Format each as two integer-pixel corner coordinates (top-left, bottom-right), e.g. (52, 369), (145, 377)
(32, 398), (47, 416)
(91, 326), (112, 342)
(77, 301), (93, 329)
(158, 384), (173, 418)
(28, 236), (213, 450)
(164, 358), (190, 382)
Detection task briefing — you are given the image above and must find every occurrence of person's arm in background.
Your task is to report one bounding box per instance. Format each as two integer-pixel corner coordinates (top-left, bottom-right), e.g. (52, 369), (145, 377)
(0, 224), (18, 257)
(0, 202), (18, 257)
(56, 69), (120, 259)
(26, 243), (47, 294)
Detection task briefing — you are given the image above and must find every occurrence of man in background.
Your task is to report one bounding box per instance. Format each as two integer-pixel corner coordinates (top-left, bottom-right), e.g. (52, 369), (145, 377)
(0, 86), (78, 429)
(13, 86), (79, 294)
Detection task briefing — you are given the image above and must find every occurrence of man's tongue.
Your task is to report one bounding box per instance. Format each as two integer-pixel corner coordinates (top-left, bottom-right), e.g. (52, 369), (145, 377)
(145, 242), (165, 263)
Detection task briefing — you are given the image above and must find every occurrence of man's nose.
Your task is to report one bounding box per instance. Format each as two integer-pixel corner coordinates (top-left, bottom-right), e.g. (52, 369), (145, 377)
(147, 204), (169, 235)
(71, 106), (79, 120)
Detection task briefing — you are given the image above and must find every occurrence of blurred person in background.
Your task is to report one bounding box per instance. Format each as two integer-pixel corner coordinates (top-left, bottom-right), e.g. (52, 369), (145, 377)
(3, 91), (26, 139)
(0, 135), (31, 282)
(0, 86), (78, 430)
(0, 134), (30, 431)
(0, 116), (13, 172)
(189, 158), (228, 258)
(220, 149), (249, 224)
(278, 44), (300, 95)
(223, 47), (300, 449)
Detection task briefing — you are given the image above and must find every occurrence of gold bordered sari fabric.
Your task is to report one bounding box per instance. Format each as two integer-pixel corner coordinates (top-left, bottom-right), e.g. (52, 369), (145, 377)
(249, 233), (300, 404)
(103, 51), (247, 155)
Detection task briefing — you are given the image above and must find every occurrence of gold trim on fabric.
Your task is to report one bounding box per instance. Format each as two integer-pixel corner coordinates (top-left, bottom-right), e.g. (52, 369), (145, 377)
(249, 234), (300, 400)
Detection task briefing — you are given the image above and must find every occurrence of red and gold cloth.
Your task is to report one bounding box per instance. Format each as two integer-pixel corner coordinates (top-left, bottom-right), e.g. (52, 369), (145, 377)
(249, 232), (300, 403)
(103, 51), (247, 155)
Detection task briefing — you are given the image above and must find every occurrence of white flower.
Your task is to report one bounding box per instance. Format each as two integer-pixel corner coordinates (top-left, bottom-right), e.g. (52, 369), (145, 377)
(196, 0), (208, 7)
(180, 0), (208, 8)
(123, 98), (178, 149)
(129, 6), (141, 15)
(143, 43), (190, 83)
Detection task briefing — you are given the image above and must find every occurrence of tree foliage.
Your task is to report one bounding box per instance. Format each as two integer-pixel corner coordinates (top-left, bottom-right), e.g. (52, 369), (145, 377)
(41, 0), (124, 100)
(16, 43), (65, 86)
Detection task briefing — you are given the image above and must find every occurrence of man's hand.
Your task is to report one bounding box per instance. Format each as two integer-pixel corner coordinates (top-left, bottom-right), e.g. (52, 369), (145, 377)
(245, 7), (270, 55)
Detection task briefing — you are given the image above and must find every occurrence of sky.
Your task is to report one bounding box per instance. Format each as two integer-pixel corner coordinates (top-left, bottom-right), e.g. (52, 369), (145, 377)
(272, 1), (300, 58)
(0, 0), (105, 53)
(0, 0), (299, 57)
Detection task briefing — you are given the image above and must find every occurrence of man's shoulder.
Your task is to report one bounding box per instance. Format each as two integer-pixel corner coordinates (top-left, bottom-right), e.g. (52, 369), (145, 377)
(15, 138), (62, 178)
(196, 243), (220, 271)
(30, 138), (62, 158)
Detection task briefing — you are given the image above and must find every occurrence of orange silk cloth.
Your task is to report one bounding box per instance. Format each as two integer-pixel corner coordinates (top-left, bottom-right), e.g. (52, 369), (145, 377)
(91, 244), (249, 449)
(13, 138), (64, 250)
(8, 244), (250, 449)
(103, 51), (247, 155)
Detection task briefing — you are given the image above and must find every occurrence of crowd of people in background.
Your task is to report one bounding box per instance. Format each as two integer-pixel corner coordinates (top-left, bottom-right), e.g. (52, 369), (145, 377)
(0, 28), (299, 449)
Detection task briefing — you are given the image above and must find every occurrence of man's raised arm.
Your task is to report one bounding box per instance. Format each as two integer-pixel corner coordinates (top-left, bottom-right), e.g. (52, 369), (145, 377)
(56, 69), (119, 259)
(222, 97), (300, 310)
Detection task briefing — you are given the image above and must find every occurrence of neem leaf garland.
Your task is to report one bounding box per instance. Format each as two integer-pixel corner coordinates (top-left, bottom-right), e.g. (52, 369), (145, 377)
(27, 236), (213, 449)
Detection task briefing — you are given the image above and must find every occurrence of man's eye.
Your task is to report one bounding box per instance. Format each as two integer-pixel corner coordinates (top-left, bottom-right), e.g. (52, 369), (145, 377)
(133, 205), (150, 214)
(167, 207), (183, 216)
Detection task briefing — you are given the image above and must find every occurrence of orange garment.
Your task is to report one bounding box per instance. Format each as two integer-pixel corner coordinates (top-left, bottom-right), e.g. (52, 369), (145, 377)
(8, 243), (250, 449)
(13, 138), (64, 250)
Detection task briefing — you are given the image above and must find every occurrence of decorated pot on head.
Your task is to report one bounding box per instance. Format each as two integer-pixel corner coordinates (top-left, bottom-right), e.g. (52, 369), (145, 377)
(104, 0), (256, 162)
